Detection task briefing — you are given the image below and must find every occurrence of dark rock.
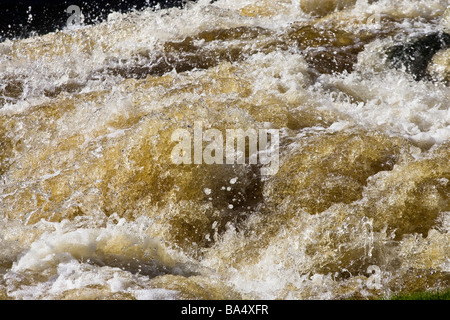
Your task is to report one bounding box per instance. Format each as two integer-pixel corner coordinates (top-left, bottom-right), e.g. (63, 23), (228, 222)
(387, 32), (450, 81)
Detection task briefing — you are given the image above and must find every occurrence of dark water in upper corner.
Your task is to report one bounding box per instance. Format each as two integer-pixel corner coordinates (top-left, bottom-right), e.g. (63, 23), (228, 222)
(0, 0), (191, 41)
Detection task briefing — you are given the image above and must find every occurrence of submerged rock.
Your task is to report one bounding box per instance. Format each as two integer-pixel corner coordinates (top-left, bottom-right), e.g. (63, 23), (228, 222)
(387, 32), (450, 81)
(428, 48), (450, 82)
(299, 0), (357, 17)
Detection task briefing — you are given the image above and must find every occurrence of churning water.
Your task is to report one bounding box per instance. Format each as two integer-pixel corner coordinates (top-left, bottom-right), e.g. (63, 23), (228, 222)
(0, 0), (449, 300)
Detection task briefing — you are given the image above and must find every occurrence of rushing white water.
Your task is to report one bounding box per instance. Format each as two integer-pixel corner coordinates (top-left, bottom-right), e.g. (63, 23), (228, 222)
(0, 0), (449, 300)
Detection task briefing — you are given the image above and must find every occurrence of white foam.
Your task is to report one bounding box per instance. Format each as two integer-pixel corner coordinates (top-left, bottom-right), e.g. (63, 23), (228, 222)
(315, 67), (450, 146)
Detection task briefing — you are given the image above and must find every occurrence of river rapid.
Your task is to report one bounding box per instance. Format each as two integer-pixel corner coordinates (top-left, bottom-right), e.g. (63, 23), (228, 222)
(0, 0), (449, 300)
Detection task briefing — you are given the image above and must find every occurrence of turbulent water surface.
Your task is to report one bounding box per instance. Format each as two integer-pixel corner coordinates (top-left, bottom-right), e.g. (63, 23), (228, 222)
(0, 0), (449, 300)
